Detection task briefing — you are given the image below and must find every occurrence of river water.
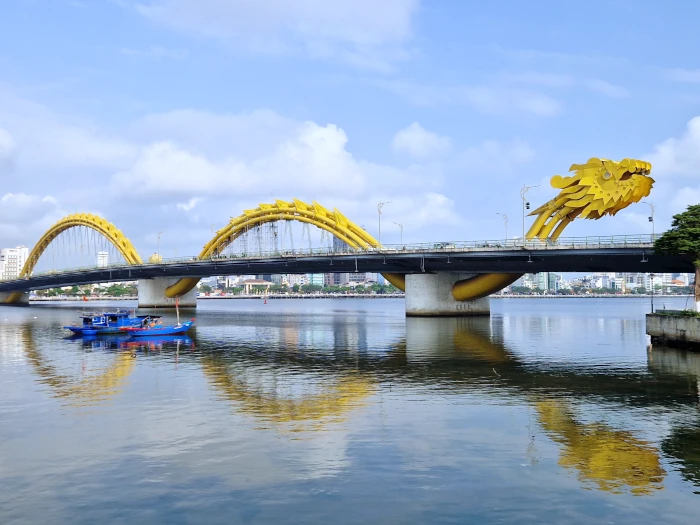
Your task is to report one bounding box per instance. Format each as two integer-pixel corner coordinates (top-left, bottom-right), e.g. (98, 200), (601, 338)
(1, 297), (699, 524)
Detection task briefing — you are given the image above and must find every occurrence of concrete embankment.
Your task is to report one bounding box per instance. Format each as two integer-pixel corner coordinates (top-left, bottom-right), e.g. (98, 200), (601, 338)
(647, 312), (700, 349)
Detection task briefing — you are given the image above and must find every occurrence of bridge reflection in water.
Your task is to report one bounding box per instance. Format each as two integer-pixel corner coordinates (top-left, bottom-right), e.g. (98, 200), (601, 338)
(13, 313), (700, 497)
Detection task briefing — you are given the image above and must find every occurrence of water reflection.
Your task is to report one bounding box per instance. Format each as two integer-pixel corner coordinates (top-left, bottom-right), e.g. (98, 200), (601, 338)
(9, 308), (700, 499)
(648, 345), (700, 490)
(21, 329), (194, 407)
(537, 399), (664, 495)
(404, 318), (666, 495)
(21, 328), (136, 407)
(201, 358), (374, 431)
(197, 316), (682, 496)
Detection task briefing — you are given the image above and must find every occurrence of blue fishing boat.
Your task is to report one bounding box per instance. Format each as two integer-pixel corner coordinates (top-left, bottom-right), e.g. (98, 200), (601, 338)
(119, 317), (195, 336)
(63, 309), (155, 336)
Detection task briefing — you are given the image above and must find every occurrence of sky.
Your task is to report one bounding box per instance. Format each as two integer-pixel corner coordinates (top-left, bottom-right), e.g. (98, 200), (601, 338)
(1, 0), (700, 259)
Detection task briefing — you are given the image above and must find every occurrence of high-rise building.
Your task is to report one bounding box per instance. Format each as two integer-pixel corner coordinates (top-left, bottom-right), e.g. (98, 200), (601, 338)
(97, 251), (108, 268)
(535, 272), (558, 292)
(307, 274), (325, 286)
(0, 246), (29, 280)
(333, 237), (351, 253)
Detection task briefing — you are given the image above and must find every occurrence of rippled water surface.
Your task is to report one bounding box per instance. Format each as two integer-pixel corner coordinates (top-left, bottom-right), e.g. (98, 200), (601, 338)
(1, 297), (699, 524)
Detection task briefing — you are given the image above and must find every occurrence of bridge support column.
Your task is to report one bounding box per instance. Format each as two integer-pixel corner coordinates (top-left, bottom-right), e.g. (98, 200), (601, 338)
(0, 291), (29, 305)
(405, 272), (490, 317)
(138, 278), (197, 309)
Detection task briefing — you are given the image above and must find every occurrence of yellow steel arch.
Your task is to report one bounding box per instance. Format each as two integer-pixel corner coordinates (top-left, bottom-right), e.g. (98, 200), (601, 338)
(452, 157), (654, 301)
(165, 199), (405, 297)
(3, 213), (143, 304)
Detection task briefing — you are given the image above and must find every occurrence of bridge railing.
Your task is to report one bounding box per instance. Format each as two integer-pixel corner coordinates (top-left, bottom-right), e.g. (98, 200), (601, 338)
(6, 234), (659, 281)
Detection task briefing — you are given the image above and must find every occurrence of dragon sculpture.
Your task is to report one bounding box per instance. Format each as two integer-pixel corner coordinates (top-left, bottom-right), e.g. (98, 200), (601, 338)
(526, 157), (654, 240)
(451, 157), (655, 301)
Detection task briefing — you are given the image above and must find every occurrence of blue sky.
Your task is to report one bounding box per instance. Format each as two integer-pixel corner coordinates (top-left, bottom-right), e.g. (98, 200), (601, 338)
(1, 0), (700, 257)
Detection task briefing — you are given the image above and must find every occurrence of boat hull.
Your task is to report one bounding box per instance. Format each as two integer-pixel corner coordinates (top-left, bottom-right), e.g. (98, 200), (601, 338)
(120, 320), (194, 337)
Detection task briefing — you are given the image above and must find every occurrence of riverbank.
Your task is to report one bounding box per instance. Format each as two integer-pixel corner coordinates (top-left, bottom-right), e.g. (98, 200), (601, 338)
(26, 293), (692, 302)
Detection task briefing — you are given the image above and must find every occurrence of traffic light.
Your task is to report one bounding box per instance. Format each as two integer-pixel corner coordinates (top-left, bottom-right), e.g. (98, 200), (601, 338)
(648, 216), (653, 222)
(525, 202), (530, 210)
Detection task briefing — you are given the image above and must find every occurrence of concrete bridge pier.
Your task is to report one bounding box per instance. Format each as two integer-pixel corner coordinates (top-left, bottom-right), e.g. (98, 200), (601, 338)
(138, 278), (197, 309)
(0, 292), (29, 305)
(405, 272), (490, 317)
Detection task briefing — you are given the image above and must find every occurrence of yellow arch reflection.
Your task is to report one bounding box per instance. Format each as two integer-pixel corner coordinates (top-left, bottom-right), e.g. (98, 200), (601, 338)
(21, 328), (136, 407)
(421, 318), (666, 495)
(200, 356), (375, 431)
(537, 399), (664, 495)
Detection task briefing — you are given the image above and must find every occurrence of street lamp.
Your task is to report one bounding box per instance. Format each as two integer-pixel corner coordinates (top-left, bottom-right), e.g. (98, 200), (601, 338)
(377, 201), (390, 245)
(520, 184), (539, 243)
(393, 222), (404, 246)
(157, 231), (163, 259)
(496, 213), (508, 241)
(643, 201), (655, 239)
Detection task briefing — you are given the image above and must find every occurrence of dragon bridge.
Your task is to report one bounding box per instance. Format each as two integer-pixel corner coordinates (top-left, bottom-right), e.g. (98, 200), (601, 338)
(0, 157), (654, 312)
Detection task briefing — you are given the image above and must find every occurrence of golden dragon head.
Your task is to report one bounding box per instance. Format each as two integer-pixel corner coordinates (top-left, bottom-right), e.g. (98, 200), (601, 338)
(527, 157), (654, 240)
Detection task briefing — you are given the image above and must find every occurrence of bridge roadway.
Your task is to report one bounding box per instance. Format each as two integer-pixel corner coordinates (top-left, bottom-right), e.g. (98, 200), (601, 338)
(0, 235), (694, 293)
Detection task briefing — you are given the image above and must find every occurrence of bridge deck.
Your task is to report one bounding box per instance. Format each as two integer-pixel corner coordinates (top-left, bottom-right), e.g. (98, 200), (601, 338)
(0, 238), (693, 292)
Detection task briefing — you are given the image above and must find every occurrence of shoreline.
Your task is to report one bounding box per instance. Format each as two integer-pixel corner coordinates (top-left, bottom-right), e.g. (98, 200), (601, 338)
(27, 293), (692, 302)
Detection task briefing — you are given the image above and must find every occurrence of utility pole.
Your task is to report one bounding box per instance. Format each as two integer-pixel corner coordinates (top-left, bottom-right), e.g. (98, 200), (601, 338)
(393, 222), (403, 245)
(520, 184), (538, 244)
(496, 213), (508, 241)
(643, 201), (655, 240)
(377, 201), (390, 245)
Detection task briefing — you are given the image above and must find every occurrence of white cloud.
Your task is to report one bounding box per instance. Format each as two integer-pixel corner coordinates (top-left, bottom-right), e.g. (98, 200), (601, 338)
(0, 193), (58, 223)
(0, 88), (540, 251)
(392, 122), (451, 159)
(503, 73), (629, 98)
(115, 121), (369, 199)
(0, 88), (136, 172)
(646, 116), (700, 177)
(176, 197), (204, 212)
(584, 79), (629, 98)
(376, 80), (562, 116)
(413, 193), (461, 227)
(0, 193), (63, 246)
(135, 0), (420, 70)
(672, 186), (700, 211)
(668, 68), (700, 83)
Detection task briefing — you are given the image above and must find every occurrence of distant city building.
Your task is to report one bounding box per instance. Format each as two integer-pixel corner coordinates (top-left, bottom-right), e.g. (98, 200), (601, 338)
(535, 272), (558, 292)
(0, 246), (29, 280)
(333, 237), (351, 253)
(347, 272), (372, 284)
(285, 274), (307, 286)
(97, 251), (109, 268)
(307, 274), (325, 286)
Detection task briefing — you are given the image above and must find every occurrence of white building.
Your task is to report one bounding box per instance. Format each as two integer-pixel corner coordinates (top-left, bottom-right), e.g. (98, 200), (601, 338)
(285, 274), (308, 286)
(97, 251), (109, 268)
(0, 246), (29, 280)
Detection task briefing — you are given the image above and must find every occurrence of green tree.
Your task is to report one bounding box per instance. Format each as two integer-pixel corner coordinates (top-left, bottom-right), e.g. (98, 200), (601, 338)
(200, 284), (213, 293)
(510, 286), (531, 295)
(655, 204), (700, 310)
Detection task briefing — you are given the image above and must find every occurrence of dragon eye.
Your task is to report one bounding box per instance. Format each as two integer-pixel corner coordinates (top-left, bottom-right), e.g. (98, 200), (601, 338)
(603, 172), (612, 180)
